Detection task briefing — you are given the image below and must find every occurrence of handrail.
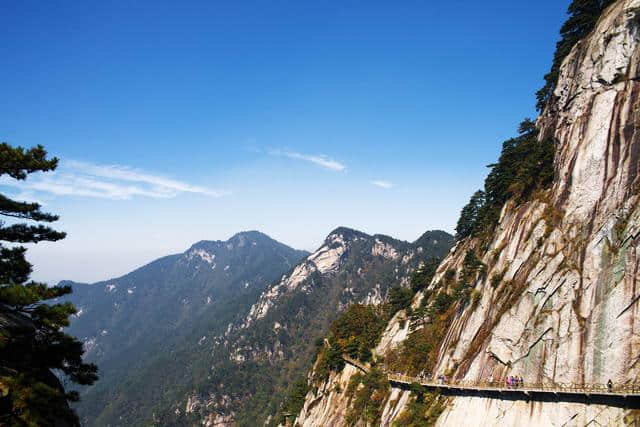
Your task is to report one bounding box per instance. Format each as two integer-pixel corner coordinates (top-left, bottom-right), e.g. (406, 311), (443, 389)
(386, 373), (640, 396)
(336, 354), (640, 396)
(341, 355), (369, 373)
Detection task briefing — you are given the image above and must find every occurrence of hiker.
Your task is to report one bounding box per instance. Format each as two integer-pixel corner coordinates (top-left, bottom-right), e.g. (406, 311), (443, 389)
(608, 379), (613, 392)
(505, 376), (509, 388)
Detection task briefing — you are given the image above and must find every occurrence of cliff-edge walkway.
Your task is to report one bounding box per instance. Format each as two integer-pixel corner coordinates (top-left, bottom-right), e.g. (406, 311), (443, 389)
(340, 356), (640, 407)
(387, 373), (640, 399)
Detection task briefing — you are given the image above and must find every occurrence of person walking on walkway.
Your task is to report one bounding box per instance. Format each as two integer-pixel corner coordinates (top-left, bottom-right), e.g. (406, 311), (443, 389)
(608, 379), (613, 392)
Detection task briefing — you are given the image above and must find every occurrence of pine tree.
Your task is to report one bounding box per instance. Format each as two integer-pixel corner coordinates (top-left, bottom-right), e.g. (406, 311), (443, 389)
(0, 142), (98, 426)
(536, 0), (615, 111)
(454, 190), (486, 240)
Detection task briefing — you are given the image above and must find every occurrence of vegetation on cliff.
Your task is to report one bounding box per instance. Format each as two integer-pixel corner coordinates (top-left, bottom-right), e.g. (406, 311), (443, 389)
(311, 257), (443, 383)
(201, 231), (452, 427)
(455, 119), (555, 240)
(392, 385), (445, 427)
(345, 369), (389, 426)
(458, 0), (618, 239)
(385, 250), (484, 376)
(286, 0), (627, 424)
(536, 0), (616, 111)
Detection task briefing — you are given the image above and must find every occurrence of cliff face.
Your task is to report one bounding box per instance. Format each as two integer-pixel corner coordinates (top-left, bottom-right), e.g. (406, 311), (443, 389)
(293, 0), (640, 425)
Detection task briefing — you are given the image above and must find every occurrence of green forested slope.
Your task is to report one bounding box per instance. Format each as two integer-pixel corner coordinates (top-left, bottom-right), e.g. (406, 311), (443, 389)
(61, 231), (307, 426)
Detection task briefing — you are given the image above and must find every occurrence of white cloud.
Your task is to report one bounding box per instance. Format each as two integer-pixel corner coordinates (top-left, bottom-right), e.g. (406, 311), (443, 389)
(270, 150), (346, 172)
(371, 180), (393, 189)
(0, 160), (229, 201)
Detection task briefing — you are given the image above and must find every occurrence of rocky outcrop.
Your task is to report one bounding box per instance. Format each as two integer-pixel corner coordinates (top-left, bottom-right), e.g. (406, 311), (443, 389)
(243, 232), (352, 327)
(293, 0), (640, 425)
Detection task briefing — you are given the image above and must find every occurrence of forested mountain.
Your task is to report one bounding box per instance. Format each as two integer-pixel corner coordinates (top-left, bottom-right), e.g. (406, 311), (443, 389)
(60, 231), (308, 426)
(150, 227), (453, 426)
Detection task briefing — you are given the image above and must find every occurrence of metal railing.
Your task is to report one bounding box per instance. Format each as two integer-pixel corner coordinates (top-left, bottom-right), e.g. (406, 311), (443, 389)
(337, 354), (640, 397)
(386, 374), (640, 396)
(342, 355), (369, 373)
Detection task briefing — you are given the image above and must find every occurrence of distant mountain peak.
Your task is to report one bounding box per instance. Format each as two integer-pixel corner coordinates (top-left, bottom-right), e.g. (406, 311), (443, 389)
(229, 230), (271, 242)
(413, 229), (454, 248)
(326, 226), (371, 242)
(188, 230), (281, 253)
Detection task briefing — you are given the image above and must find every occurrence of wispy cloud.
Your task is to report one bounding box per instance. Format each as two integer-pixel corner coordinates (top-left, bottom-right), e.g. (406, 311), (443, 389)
(270, 150), (346, 172)
(370, 180), (393, 189)
(0, 160), (229, 200)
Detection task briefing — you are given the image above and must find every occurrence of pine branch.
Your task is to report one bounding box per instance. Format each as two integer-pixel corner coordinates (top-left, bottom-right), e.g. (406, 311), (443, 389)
(0, 246), (32, 285)
(0, 224), (66, 243)
(0, 194), (59, 222)
(0, 143), (58, 180)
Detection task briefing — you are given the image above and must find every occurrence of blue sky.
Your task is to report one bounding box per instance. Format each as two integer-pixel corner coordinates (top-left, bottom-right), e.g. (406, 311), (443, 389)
(1, 0), (570, 284)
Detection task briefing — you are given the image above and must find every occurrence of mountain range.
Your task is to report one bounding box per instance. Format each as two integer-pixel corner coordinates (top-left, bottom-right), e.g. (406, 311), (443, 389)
(62, 231), (308, 425)
(62, 228), (453, 426)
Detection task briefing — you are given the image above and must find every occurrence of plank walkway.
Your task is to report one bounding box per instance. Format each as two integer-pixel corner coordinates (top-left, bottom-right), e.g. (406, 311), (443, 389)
(340, 356), (640, 399)
(387, 374), (640, 398)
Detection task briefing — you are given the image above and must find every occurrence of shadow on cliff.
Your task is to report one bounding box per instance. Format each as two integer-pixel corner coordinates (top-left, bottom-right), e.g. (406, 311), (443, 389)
(390, 382), (640, 409)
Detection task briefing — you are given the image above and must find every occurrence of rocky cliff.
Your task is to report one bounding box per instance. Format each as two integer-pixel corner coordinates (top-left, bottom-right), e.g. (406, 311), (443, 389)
(292, 0), (640, 425)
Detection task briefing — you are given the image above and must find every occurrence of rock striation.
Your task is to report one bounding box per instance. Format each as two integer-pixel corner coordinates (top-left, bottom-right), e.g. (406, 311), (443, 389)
(292, 1), (640, 425)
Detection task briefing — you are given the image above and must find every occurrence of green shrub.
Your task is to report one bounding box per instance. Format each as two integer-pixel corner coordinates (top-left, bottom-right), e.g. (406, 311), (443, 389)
(410, 258), (441, 293)
(433, 292), (454, 314)
(345, 369), (389, 426)
(385, 305), (456, 376)
(490, 270), (505, 288)
(388, 286), (415, 314)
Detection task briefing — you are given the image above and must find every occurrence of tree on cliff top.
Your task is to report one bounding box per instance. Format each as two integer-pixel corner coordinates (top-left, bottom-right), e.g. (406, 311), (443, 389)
(455, 119), (555, 240)
(536, 0), (616, 111)
(0, 143), (98, 426)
